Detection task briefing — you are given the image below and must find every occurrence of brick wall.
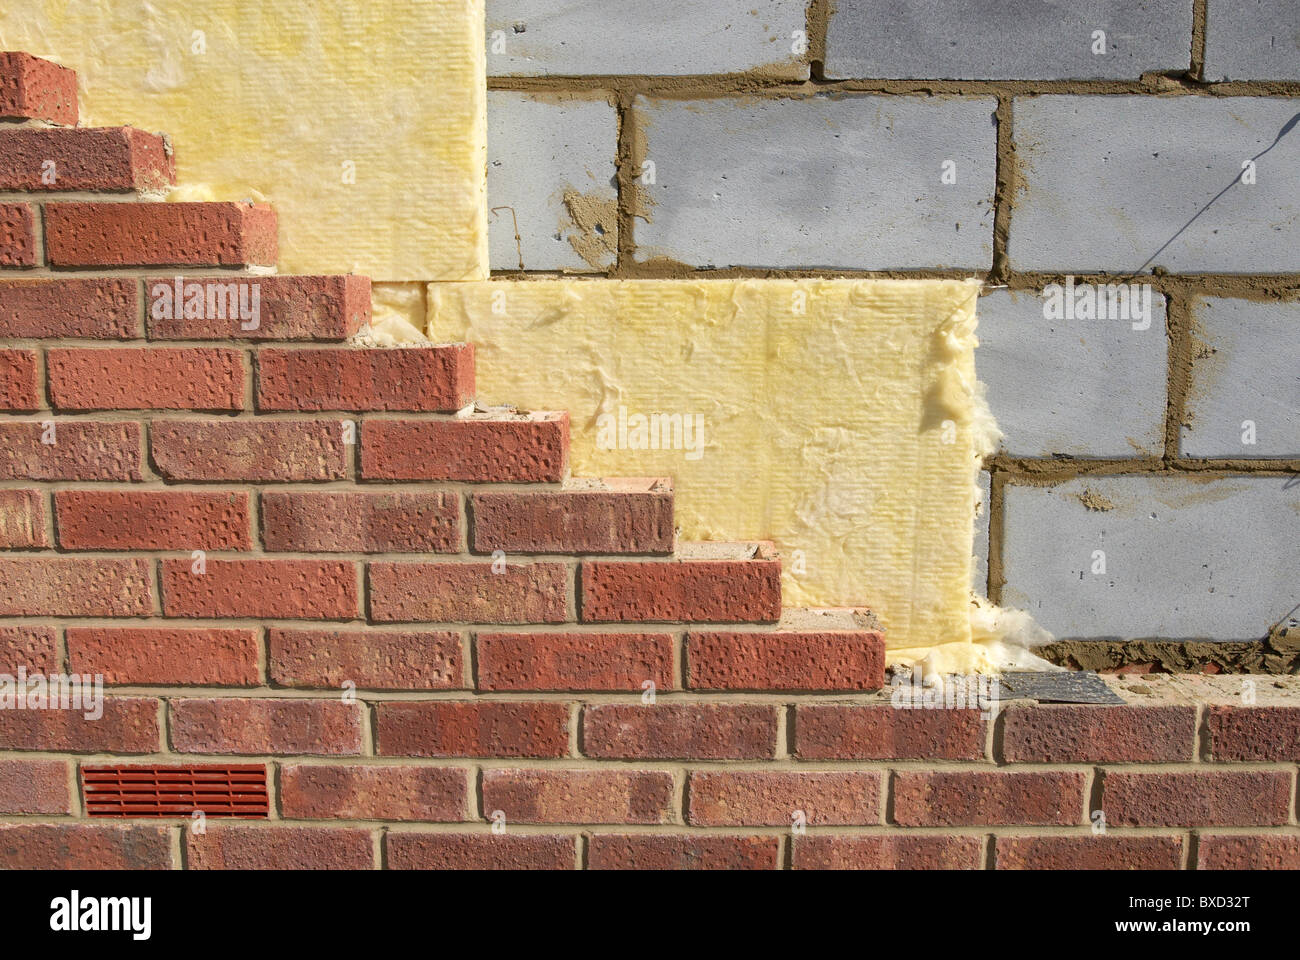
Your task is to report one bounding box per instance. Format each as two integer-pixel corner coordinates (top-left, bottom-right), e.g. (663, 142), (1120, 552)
(2, 4), (1298, 869)
(485, 0), (1299, 660)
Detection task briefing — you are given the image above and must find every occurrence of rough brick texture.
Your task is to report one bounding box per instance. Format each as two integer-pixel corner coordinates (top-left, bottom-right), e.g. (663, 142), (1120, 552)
(375, 701), (570, 758)
(55, 489), (251, 550)
(44, 201), (277, 268)
(258, 345), (474, 412)
(169, 699), (363, 755)
(67, 626), (259, 686)
(0, 202), (35, 266)
(268, 627), (462, 690)
(47, 347), (244, 410)
(476, 631), (673, 691)
(581, 550), (782, 623)
(582, 704), (778, 760)
(151, 419), (348, 482)
(0, 52), (77, 124)
(369, 561), (567, 624)
(0, 127), (173, 192)
(0, 278), (139, 338)
(280, 764), (467, 821)
(0, 488), (46, 548)
(388, 833), (576, 870)
(362, 413), (569, 482)
(147, 275), (370, 341)
(472, 480), (673, 554)
(0, 349), (39, 410)
(161, 557), (358, 619)
(187, 826), (372, 870)
(261, 490), (460, 553)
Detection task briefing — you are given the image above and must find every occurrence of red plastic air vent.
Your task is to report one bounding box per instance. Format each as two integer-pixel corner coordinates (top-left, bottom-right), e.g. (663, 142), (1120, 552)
(82, 765), (269, 818)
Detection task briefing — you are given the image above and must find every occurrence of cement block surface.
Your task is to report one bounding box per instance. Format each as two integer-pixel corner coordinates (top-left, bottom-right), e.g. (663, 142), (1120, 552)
(825, 0), (1193, 80)
(1182, 297), (1300, 458)
(1010, 96), (1300, 273)
(634, 95), (997, 270)
(487, 93), (618, 272)
(977, 288), (1167, 458)
(1003, 476), (1300, 640)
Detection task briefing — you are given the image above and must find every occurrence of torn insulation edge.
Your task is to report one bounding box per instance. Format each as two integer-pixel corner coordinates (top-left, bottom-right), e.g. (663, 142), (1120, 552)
(352, 281), (430, 346)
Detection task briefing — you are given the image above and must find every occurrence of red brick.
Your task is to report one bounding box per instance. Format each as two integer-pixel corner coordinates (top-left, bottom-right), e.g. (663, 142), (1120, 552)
(996, 835), (1184, 870)
(147, 275), (369, 341)
(0, 556), (152, 616)
(261, 490), (460, 553)
(0, 697), (160, 752)
(476, 631), (673, 692)
(0, 349), (38, 409)
(48, 347), (244, 410)
(187, 826), (371, 870)
(583, 704), (777, 760)
(375, 701), (569, 758)
(582, 551), (781, 623)
(361, 413), (568, 482)
(269, 627), (462, 690)
(161, 557), (357, 619)
(1208, 705), (1300, 761)
(1002, 704), (1196, 763)
(688, 629), (883, 691)
(0, 278), (138, 338)
(893, 771), (1086, 826)
(388, 833), (576, 870)
(281, 764), (467, 821)
(169, 698), (363, 755)
(0, 53), (77, 125)
(472, 480), (673, 554)
(257, 344), (474, 412)
(55, 489), (250, 550)
(0, 824), (171, 870)
(689, 771), (881, 827)
(368, 561), (567, 624)
(1103, 771), (1291, 826)
(0, 488), (47, 547)
(0, 203), (35, 266)
(0, 420), (142, 481)
(1198, 835), (1300, 870)
(796, 704), (986, 760)
(0, 127), (173, 192)
(794, 835), (983, 870)
(151, 418), (347, 482)
(589, 835), (780, 870)
(0, 625), (58, 672)
(44, 201), (277, 267)
(482, 769), (674, 825)
(67, 627), (259, 686)
(0, 759), (70, 814)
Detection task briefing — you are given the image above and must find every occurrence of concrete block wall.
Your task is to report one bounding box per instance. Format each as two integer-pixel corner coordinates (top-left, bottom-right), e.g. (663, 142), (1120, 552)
(485, 1), (1299, 660)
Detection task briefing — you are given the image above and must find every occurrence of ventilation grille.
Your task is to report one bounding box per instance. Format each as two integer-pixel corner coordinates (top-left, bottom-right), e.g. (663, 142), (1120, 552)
(82, 765), (269, 818)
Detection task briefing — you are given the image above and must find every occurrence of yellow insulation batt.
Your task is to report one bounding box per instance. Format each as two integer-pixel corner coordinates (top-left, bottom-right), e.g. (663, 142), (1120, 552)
(1, 0), (487, 280)
(431, 278), (1008, 673)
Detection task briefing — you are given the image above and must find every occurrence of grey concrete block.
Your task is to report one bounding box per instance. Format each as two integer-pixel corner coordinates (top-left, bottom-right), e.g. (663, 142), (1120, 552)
(1205, 0), (1300, 81)
(977, 288), (1167, 458)
(974, 470), (991, 596)
(486, 0), (809, 78)
(1002, 476), (1300, 640)
(825, 0), (1193, 80)
(487, 93), (618, 272)
(1182, 297), (1300, 458)
(1010, 96), (1300, 273)
(634, 95), (997, 270)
